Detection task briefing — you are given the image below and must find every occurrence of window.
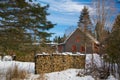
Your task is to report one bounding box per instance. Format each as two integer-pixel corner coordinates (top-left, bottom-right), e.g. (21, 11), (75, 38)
(94, 43), (99, 49)
(72, 45), (76, 52)
(58, 45), (62, 51)
(80, 46), (85, 52)
(76, 36), (80, 42)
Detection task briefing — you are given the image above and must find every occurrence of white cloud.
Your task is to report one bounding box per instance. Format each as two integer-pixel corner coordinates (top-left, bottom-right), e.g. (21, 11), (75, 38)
(47, 14), (78, 25)
(37, 0), (94, 38)
(38, 0), (93, 26)
(38, 0), (93, 13)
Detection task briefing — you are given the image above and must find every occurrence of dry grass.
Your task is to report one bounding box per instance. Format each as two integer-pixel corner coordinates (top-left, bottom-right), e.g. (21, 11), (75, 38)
(36, 73), (47, 80)
(0, 65), (47, 80)
(6, 65), (27, 80)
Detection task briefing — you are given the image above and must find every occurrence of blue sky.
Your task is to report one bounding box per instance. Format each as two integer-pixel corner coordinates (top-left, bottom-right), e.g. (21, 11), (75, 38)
(36, 0), (120, 40)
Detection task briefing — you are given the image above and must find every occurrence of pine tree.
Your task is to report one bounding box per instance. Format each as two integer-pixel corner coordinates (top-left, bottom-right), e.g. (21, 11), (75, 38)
(105, 14), (120, 77)
(112, 14), (120, 32)
(95, 21), (110, 42)
(0, 0), (30, 54)
(53, 36), (61, 43)
(78, 6), (92, 32)
(53, 35), (65, 43)
(78, 6), (93, 56)
(0, 0), (54, 54)
(62, 34), (67, 42)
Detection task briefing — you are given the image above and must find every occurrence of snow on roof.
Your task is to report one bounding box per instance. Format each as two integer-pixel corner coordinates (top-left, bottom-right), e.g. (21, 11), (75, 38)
(36, 52), (49, 56)
(32, 42), (58, 46)
(86, 33), (99, 44)
(32, 42), (40, 45)
(36, 52), (85, 56)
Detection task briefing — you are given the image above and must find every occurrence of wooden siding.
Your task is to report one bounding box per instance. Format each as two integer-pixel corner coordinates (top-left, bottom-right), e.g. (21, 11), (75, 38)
(58, 28), (97, 53)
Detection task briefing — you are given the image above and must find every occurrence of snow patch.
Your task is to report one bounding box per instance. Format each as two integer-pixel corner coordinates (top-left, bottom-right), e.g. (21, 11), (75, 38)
(0, 61), (34, 74)
(0, 53), (118, 80)
(3, 55), (12, 61)
(107, 75), (118, 80)
(86, 54), (102, 68)
(0, 56), (2, 61)
(46, 69), (94, 80)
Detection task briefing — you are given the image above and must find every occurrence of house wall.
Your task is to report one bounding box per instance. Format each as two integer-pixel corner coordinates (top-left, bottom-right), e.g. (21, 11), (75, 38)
(58, 45), (64, 53)
(93, 43), (99, 53)
(58, 29), (94, 53)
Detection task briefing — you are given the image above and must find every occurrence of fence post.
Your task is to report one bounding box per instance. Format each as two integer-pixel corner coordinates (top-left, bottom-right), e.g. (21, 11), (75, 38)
(34, 50), (37, 74)
(51, 54), (53, 72)
(12, 55), (16, 60)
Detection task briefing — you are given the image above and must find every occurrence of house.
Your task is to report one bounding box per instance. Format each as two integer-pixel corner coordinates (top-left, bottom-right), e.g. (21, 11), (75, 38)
(57, 28), (99, 53)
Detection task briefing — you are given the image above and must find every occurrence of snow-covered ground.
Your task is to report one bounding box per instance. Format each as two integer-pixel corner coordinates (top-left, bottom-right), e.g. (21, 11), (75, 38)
(28, 69), (94, 80)
(0, 53), (118, 80)
(0, 61), (34, 74)
(85, 53), (102, 68)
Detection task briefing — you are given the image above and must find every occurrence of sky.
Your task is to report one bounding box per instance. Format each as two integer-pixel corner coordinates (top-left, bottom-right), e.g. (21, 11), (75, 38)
(36, 0), (120, 40)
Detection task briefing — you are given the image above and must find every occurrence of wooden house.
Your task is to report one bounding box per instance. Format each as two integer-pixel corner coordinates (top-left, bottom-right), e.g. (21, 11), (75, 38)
(57, 28), (99, 53)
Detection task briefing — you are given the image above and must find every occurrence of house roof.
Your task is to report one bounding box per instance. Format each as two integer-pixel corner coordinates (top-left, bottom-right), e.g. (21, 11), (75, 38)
(61, 27), (99, 44)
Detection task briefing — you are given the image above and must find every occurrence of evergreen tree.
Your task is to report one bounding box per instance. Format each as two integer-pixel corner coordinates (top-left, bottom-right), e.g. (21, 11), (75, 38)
(0, 0), (54, 54)
(78, 6), (92, 32)
(95, 21), (110, 42)
(58, 36), (62, 43)
(53, 36), (58, 43)
(53, 36), (61, 43)
(105, 14), (120, 77)
(62, 34), (67, 42)
(78, 6), (92, 55)
(53, 35), (65, 43)
(112, 14), (120, 32)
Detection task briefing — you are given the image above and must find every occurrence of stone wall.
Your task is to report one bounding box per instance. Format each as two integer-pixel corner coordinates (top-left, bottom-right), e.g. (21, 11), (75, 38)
(35, 54), (85, 74)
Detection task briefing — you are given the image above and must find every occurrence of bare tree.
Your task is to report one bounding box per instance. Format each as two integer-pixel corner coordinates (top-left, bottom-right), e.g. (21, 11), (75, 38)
(92, 0), (117, 42)
(90, 1), (118, 78)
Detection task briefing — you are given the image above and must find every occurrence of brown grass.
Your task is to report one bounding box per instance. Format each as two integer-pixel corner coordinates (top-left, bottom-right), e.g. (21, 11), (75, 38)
(36, 73), (47, 80)
(6, 65), (27, 80)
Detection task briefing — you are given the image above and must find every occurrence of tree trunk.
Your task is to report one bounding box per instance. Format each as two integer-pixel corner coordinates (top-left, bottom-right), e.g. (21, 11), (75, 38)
(118, 63), (120, 79)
